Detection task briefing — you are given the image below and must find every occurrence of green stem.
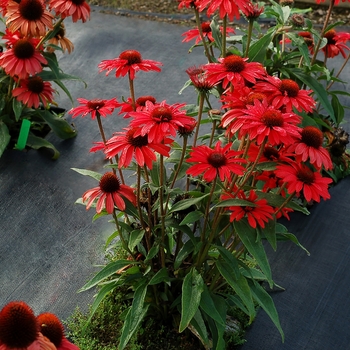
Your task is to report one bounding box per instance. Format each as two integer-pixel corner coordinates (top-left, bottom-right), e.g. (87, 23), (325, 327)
(196, 176), (217, 268)
(193, 93), (205, 148)
(112, 210), (134, 258)
(244, 19), (254, 58)
(159, 155), (166, 268)
(311, 0), (334, 65)
(128, 73), (136, 110)
(222, 15), (227, 58)
(194, 8), (212, 62)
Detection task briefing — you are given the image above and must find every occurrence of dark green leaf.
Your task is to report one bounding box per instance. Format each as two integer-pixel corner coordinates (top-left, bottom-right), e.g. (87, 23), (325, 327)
(200, 285), (225, 327)
(39, 109), (76, 139)
(180, 211), (203, 225)
(234, 219), (273, 287)
(248, 29), (275, 63)
(119, 280), (149, 350)
(71, 168), (102, 181)
(169, 194), (209, 214)
(12, 98), (23, 122)
(179, 267), (204, 332)
(26, 134), (60, 159)
(249, 279), (284, 341)
(0, 122), (10, 158)
(79, 259), (135, 291)
(149, 268), (170, 285)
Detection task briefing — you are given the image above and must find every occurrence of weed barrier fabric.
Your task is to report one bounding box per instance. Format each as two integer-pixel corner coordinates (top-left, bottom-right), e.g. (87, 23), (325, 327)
(0, 7), (349, 348)
(240, 176), (350, 350)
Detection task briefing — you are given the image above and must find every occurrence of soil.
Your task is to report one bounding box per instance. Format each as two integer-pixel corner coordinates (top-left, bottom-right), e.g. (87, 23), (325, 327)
(90, 0), (350, 27)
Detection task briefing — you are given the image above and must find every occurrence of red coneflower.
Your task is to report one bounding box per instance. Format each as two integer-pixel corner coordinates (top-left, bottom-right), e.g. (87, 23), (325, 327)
(6, 0), (54, 37)
(0, 301), (56, 350)
(241, 2), (264, 20)
(37, 313), (79, 350)
(255, 75), (316, 113)
(298, 31), (314, 54)
(316, 0), (349, 6)
(178, 0), (198, 9)
(82, 172), (136, 214)
(46, 23), (74, 54)
(0, 37), (47, 79)
(197, 0), (251, 21)
(205, 54), (266, 89)
(186, 65), (218, 93)
(104, 127), (172, 169)
(98, 50), (162, 80)
(129, 100), (196, 143)
(69, 97), (119, 120)
(288, 126), (333, 170)
(118, 95), (157, 117)
(322, 29), (350, 58)
(12, 76), (55, 108)
(182, 21), (235, 45)
(222, 189), (275, 228)
(227, 99), (302, 146)
(275, 162), (332, 202)
(49, 0), (90, 22)
(186, 141), (246, 182)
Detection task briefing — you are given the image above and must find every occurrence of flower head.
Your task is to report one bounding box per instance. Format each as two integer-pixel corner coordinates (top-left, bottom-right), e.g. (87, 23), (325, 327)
(182, 21), (235, 45)
(241, 2), (264, 20)
(316, 0), (349, 6)
(37, 312), (79, 350)
(186, 65), (218, 93)
(288, 126), (333, 170)
(5, 0), (54, 36)
(104, 127), (172, 169)
(205, 54), (266, 89)
(186, 141), (246, 182)
(46, 23), (74, 54)
(0, 301), (56, 350)
(222, 189), (274, 228)
(275, 162), (332, 202)
(322, 29), (350, 59)
(197, 0), (251, 21)
(98, 50), (162, 80)
(12, 76), (55, 108)
(82, 172), (136, 214)
(0, 37), (47, 79)
(69, 97), (119, 119)
(255, 75), (316, 113)
(227, 99), (302, 146)
(49, 0), (90, 22)
(178, 0), (198, 9)
(129, 100), (196, 143)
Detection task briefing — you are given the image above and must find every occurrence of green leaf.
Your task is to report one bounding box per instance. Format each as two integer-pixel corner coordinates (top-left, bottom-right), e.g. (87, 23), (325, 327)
(200, 285), (225, 327)
(288, 68), (335, 123)
(0, 121), (10, 158)
(71, 168), (102, 181)
(26, 134), (60, 159)
(234, 219), (273, 287)
(12, 98), (23, 122)
(174, 239), (195, 270)
(119, 280), (149, 350)
(168, 194), (209, 214)
(215, 246), (240, 280)
(79, 259), (135, 291)
(276, 232), (310, 255)
(248, 29), (275, 63)
(189, 309), (210, 348)
(128, 229), (145, 251)
(260, 216), (277, 251)
(249, 279), (284, 342)
(39, 109), (76, 139)
(149, 268), (170, 285)
(216, 259), (256, 323)
(179, 267), (204, 332)
(180, 211), (203, 225)
(215, 198), (257, 208)
(144, 244), (159, 263)
(331, 93), (345, 125)
(83, 281), (118, 330)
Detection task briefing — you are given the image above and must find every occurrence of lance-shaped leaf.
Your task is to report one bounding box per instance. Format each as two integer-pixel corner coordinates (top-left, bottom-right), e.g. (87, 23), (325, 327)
(179, 267), (204, 332)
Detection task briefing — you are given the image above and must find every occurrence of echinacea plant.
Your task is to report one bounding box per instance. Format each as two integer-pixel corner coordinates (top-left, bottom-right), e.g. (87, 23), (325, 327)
(73, 0), (349, 348)
(0, 0), (89, 159)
